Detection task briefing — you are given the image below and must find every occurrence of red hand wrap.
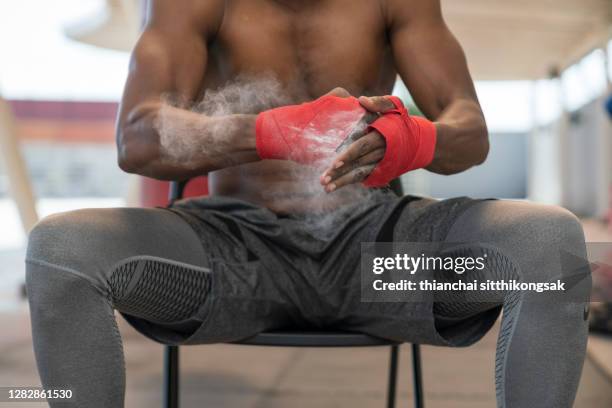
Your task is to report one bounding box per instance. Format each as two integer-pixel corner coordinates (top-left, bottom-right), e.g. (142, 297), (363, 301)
(256, 95), (366, 165)
(363, 96), (437, 188)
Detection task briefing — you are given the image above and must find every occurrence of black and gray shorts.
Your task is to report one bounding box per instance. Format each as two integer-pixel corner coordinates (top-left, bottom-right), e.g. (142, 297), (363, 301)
(123, 190), (500, 347)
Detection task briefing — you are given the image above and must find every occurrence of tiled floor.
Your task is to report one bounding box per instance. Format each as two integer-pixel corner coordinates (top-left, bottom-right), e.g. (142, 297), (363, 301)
(0, 305), (611, 407)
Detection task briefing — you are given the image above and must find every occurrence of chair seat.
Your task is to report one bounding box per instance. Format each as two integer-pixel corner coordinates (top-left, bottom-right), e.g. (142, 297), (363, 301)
(233, 330), (401, 347)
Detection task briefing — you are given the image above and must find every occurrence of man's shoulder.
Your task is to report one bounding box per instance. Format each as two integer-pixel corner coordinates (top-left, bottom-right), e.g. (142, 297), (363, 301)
(148, 0), (226, 36)
(380, 0), (440, 28)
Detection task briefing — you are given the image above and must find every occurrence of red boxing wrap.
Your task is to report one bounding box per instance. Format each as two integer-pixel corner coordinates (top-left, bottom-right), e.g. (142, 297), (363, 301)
(256, 95), (366, 165)
(363, 96), (437, 188)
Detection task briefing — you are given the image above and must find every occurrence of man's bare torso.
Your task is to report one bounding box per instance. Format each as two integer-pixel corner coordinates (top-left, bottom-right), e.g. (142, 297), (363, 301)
(118, 0), (484, 212)
(203, 0), (397, 213)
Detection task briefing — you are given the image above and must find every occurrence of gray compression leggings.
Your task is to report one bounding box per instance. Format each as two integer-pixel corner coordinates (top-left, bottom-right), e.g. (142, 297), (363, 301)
(25, 200), (590, 407)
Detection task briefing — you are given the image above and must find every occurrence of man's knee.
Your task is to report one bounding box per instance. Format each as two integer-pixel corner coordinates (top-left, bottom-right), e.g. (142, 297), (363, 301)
(450, 201), (587, 281)
(502, 204), (588, 285)
(26, 209), (121, 289)
(517, 204), (585, 250)
(26, 210), (116, 317)
(29, 209), (104, 265)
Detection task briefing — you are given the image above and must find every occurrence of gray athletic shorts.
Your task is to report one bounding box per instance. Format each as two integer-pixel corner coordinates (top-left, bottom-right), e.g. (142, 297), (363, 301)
(123, 190), (500, 347)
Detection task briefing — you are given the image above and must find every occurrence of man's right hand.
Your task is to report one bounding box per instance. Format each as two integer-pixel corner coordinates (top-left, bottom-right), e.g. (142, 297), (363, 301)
(255, 90), (368, 166)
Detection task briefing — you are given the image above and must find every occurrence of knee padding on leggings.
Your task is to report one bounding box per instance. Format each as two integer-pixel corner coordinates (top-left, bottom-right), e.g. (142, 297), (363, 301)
(433, 245), (521, 318)
(108, 256), (211, 323)
(431, 245), (524, 403)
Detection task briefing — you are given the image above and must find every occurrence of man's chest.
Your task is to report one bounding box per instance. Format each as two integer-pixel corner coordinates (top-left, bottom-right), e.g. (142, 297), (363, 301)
(210, 0), (396, 97)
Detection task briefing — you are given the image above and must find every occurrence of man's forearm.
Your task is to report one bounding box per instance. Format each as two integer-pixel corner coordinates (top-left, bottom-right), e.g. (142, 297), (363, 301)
(117, 102), (259, 180)
(428, 98), (489, 175)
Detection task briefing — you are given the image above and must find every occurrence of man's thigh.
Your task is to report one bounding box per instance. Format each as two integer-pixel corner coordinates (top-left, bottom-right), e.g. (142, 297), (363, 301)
(27, 207), (209, 291)
(443, 199), (586, 272)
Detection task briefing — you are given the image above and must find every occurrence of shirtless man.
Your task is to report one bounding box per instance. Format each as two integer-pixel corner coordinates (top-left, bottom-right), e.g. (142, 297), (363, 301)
(26, 1), (590, 407)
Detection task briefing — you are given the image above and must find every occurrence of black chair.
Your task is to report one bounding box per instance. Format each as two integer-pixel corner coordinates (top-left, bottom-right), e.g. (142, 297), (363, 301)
(163, 179), (424, 408)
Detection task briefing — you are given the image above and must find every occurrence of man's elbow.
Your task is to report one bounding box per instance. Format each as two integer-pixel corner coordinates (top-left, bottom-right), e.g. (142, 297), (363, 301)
(116, 126), (158, 175)
(116, 103), (161, 174)
(474, 123), (490, 165)
(117, 138), (140, 174)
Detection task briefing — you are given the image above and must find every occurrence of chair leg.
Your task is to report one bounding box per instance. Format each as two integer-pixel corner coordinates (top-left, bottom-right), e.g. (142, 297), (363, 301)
(411, 344), (424, 408)
(164, 345), (180, 408)
(386, 345), (399, 408)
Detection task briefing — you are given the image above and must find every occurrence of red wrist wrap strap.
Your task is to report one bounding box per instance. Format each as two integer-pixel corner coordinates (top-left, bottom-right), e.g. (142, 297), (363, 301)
(363, 96), (437, 188)
(256, 95), (366, 165)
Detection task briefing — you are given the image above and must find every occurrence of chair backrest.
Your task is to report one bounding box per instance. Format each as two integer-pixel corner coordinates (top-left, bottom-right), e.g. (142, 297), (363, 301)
(168, 180), (189, 204)
(389, 178), (404, 197)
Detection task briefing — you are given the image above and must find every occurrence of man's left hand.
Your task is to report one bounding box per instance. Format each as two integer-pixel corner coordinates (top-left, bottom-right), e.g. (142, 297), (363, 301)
(320, 96), (395, 192)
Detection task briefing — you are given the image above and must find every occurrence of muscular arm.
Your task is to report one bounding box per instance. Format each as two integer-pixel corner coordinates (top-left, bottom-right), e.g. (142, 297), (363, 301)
(386, 0), (488, 175)
(116, 0), (259, 180)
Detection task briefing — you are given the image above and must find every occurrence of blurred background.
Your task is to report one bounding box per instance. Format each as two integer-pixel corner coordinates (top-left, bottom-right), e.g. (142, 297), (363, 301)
(0, 0), (611, 407)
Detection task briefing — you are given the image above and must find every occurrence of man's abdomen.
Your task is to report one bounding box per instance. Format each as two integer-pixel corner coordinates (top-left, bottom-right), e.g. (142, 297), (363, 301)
(209, 161), (366, 214)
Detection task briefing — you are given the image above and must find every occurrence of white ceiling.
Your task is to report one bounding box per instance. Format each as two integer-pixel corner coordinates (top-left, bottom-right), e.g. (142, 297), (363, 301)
(442, 0), (612, 79)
